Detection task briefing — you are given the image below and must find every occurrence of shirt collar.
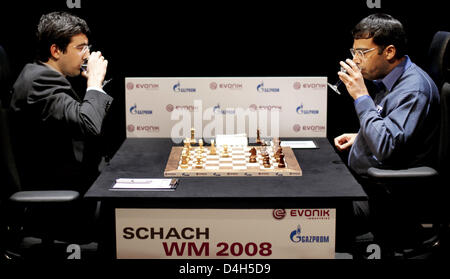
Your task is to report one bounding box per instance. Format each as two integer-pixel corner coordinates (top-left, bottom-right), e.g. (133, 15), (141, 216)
(375, 55), (411, 93)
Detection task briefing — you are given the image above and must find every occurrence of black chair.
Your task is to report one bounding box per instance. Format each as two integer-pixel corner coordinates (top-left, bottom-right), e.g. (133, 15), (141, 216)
(1, 102), (85, 260)
(0, 45), (89, 260)
(364, 31), (450, 258)
(0, 46), (11, 106)
(427, 31), (450, 89)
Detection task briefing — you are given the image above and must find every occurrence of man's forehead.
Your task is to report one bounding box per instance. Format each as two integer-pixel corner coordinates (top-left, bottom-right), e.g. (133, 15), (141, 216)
(353, 38), (376, 49)
(69, 33), (88, 45)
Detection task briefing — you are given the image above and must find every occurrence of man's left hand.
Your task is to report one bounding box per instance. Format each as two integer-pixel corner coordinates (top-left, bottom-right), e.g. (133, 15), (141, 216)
(338, 59), (369, 100)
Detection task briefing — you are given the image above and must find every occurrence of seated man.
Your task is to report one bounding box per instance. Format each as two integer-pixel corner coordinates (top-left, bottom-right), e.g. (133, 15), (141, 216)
(334, 14), (440, 251)
(10, 11), (113, 194)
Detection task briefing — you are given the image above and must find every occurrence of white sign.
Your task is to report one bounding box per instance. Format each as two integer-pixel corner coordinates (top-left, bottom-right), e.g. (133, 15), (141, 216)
(115, 208), (336, 259)
(125, 77), (327, 139)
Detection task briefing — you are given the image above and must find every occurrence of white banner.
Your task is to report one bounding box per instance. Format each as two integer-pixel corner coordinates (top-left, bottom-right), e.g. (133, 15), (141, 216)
(125, 77), (327, 139)
(115, 208), (336, 259)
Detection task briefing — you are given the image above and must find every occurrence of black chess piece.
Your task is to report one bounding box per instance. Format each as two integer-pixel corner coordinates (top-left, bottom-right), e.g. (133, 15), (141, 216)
(256, 129), (262, 144)
(263, 156), (271, 168)
(275, 146), (282, 161)
(278, 154), (286, 168)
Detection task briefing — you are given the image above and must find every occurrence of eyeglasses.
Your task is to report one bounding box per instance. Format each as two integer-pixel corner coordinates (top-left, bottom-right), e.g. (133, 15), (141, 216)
(73, 44), (92, 55)
(349, 47), (376, 59)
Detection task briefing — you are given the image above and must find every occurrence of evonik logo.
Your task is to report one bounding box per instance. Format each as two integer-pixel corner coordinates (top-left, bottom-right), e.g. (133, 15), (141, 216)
(209, 82), (243, 90)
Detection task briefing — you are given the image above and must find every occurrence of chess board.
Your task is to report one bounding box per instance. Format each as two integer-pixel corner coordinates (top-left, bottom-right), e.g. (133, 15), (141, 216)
(164, 145), (302, 177)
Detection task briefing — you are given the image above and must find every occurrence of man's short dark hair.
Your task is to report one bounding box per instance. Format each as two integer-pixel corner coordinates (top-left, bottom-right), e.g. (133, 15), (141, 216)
(36, 11), (90, 62)
(352, 13), (407, 59)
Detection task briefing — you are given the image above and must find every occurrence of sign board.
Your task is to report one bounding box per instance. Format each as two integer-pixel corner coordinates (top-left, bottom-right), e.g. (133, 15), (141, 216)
(115, 208), (335, 259)
(125, 77), (327, 140)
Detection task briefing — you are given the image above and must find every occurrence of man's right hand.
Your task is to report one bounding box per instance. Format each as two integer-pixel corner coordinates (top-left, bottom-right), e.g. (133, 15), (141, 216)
(83, 51), (108, 88)
(334, 133), (358, 151)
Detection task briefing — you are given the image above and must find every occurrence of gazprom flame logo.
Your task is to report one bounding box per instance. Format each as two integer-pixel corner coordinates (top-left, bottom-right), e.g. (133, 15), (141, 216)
(289, 225), (330, 244)
(173, 81), (196, 93)
(129, 104), (152, 115)
(296, 103), (319, 115)
(257, 81), (280, 93)
(290, 225), (302, 243)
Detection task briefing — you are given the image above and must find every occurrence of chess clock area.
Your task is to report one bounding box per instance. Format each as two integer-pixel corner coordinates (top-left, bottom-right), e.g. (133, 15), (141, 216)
(164, 129), (302, 177)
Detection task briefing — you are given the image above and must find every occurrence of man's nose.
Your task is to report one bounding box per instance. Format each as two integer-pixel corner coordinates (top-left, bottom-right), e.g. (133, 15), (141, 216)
(82, 51), (90, 60)
(353, 57), (362, 69)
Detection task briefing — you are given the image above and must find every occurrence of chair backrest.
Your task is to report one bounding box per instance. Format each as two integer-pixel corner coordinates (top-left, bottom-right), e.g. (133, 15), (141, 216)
(0, 104), (21, 203)
(0, 45), (21, 202)
(427, 31), (450, 88)
(438, 82), (450, 176)
(0, 45), (12, 108)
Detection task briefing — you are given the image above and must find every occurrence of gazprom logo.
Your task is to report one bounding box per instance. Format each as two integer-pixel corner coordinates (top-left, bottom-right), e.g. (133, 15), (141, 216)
(289, 225), (330, 244)
(213, 104), (236, 115)
(173, 82), (196, 93)
(129, 104), (153, 115)
(257, 81), (279, 93)
(290, 225), (302, 243)
(296, 104), (319, 115)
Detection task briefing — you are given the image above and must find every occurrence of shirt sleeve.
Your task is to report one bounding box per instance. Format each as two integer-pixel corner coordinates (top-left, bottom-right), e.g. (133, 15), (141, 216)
(354, 95), (371, 106)
(87, 86), (107, 94)
(354, 91), (429, 162)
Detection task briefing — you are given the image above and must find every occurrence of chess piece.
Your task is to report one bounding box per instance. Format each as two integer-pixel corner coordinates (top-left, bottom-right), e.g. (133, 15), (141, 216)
(272, 137), (280, 152)
(182, 147), (188, 157)
(260, 146), (268, 157)
(256, 129), (261, 144)
(275, 146), (282, 162)
(273, 137), (280, 147)
(180, 154), (189, 169)
(195, 156), (203, 169)
(249, 147), (257, 163)
(278, 153), (286, 168)
(184, 138), (191, 152)
(221, 144), (230, 158)
(199, 139), (204, 149)
(210, 139), (217, 155)
(263, 156), (271, 168)
(190, 128), (197, 144)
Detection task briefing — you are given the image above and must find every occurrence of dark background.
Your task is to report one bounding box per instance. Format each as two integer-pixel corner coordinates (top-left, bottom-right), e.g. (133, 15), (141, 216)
(1, 0), (449, 158)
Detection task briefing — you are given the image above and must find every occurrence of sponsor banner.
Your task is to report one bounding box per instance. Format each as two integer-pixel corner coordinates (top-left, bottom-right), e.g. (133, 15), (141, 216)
(125, 77), (327, 138)
(115, 208), (335, 259)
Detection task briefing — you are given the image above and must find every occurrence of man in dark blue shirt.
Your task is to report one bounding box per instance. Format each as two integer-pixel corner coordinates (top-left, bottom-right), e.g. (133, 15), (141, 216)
(335, 15), (439, 175)
(334, 14), (440, 253)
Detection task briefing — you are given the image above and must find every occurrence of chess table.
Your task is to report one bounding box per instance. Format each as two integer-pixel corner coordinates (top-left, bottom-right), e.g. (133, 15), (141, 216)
(164, 145), (302, 177)
(85, 138), (366, 260)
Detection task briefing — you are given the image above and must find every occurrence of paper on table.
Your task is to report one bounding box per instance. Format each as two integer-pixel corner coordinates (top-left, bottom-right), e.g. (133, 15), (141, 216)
(216, 134), (248, 147)
(112, 178), (177, 189)
(280, 141), (317, 149)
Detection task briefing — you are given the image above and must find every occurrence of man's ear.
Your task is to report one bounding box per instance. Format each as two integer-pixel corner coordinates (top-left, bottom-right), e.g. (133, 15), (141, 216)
(384, 45), (397, 61)
(49, 44), (61, 60)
